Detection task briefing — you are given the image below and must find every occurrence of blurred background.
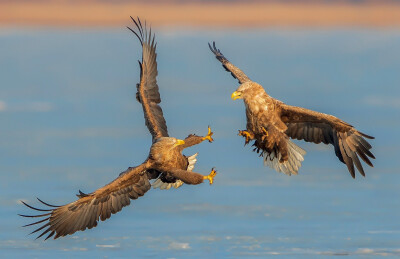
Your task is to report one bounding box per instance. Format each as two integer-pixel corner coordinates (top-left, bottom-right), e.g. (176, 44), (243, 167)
(1, 0), (400, 257)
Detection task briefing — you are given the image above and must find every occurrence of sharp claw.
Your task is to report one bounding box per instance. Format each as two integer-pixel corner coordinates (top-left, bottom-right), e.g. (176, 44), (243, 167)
(262, 127), (269, 136)
(261, 127), (269, 141)
(239, 130), (252, 144)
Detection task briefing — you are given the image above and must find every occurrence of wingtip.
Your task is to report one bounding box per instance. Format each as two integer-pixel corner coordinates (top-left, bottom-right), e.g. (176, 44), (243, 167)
(213, 41), (219, 52)
(44, 231), (55, 241)
(208, 41), (218, 55)
(21, 200), (53, 212)
(358, 131), (375, 139)
(36, 197), (59, 207)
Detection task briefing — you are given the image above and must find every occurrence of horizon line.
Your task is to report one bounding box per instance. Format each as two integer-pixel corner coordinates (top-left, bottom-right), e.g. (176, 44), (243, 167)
(1, 2), (400, 28)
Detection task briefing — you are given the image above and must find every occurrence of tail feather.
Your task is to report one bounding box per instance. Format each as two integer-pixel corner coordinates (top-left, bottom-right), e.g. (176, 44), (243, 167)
(263, 140), (306, 175)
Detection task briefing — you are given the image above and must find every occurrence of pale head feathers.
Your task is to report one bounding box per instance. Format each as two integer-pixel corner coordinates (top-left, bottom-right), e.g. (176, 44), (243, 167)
(236, 81), (265, 99)
(150, 137), (183, 157)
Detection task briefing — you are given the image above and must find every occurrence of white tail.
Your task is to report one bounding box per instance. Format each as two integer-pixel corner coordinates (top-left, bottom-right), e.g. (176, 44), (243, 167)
(263, 140), (306, 176)
(152, 153), (198, 190)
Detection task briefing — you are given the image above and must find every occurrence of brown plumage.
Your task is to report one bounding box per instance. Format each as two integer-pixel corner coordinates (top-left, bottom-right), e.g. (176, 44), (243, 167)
(209, 42), (375, 178)
(19, 17), (216, 240)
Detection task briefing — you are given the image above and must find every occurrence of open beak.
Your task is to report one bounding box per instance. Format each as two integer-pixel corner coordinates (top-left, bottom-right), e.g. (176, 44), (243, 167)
(231, 91), (242, 100)
(174, 139), (185, 147)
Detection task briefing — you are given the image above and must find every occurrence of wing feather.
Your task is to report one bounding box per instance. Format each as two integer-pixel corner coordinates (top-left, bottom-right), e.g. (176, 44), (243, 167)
(280, 103), (374, 178)
(128, 17), (168, 141)
(20, 164), (151, 239)
(209, 41), (251, 84)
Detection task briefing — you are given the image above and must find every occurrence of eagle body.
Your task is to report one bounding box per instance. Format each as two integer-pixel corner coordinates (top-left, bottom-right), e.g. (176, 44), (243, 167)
(149, 137), (201, 185)
(240, 82), (303, 170)
(242, 82), (288, 158)
(210, 42), (374, 178)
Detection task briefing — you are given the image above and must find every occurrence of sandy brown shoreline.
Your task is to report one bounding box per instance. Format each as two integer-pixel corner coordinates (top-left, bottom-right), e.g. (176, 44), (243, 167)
(1, 3), (400, 27)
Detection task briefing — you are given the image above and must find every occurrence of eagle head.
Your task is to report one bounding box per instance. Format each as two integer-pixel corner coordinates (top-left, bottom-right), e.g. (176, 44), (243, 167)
(151, 137), (185, 153)
(231, 82), (263, 101)
(149, 137), (186, 162)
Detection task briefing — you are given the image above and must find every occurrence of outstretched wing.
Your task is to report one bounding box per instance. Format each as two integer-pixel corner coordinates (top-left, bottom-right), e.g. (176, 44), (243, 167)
(279, 103), (375, 178)
(209, 41), (251, 84)
(20, 164), (151, 240)
(128, 17), (168, 141)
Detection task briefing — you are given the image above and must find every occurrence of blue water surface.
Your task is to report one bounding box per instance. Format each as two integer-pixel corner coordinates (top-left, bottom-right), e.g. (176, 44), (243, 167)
(0, 27), (399, 258)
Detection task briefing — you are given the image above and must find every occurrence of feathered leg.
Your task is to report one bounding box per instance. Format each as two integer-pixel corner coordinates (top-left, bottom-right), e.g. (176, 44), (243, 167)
(181, 126), (214, 149)
(164, 168), (217, 185)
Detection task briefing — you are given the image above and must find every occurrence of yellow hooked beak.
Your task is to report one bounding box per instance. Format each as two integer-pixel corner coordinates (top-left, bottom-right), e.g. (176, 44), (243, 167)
(231, 91), (242, 100)
(174, 139), (185, 147)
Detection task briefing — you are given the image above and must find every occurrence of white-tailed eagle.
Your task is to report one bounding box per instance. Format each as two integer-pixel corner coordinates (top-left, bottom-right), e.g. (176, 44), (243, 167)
(209, 42), (374, 178)
(18, 18), (217, 240)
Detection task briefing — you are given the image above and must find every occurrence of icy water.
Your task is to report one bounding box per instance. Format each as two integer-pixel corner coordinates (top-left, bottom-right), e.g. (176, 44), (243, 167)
(0, 27), (399, 258)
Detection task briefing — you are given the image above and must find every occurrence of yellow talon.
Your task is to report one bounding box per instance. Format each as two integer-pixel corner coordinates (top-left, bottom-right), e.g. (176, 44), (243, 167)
(203, 168), (217, 185)
(262, 127), (269, 136)
(238, 130), (251, 138)
(238, 130), (252, 144)
(202, 126), (214, 143)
